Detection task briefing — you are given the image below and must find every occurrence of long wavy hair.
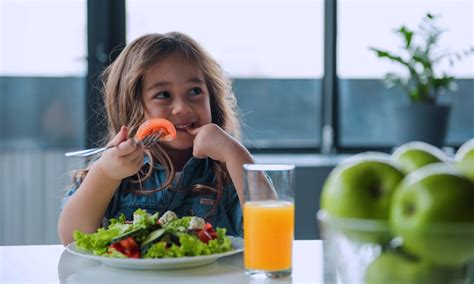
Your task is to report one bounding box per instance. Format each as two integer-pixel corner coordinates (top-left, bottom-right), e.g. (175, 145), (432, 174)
(73, 32), (241, 212)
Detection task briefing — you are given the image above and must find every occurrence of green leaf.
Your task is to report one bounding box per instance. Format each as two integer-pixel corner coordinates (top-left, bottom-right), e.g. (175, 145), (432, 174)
(369, 11), (473, 104)
(408, 88), (421, 103)
(74, 209), (234, 259)
(73, 225), (129, 256)
(397, 26), (414, 49)
(207, 228), (232, 253)
(132, 209), (159, 230)
(164, 217), (192, 232)
(105, 247), (127, 258)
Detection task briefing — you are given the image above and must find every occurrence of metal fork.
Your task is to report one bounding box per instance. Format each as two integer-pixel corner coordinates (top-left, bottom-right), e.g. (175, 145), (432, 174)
(64, 130), (163, 157)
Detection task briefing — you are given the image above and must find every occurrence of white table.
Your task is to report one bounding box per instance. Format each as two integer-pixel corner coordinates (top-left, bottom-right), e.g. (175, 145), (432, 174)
(1, 240), (336, 284)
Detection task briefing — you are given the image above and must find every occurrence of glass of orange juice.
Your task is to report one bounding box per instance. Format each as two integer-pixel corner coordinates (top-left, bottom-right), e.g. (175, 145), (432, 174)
(243, 164), (295, 278)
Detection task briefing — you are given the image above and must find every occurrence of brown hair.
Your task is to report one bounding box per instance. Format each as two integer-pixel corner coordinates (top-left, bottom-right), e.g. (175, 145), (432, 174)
(73, 32), (241, 213)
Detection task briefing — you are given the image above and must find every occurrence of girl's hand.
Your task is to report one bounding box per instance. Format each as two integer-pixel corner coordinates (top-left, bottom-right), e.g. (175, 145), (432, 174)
(94, 126), (145, 181)
(187, 123), (254, 208)
(186, 123), (242, 163)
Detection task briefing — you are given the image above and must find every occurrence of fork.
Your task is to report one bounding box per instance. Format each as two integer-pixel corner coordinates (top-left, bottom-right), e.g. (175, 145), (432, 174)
(65, 130), (163, 157)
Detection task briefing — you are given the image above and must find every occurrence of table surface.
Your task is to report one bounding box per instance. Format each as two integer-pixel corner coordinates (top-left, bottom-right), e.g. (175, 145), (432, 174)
(1, 240), (336, 284)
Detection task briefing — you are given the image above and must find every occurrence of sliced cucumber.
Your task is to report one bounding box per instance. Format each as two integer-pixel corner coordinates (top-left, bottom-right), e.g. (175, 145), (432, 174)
(140, 228), (166, 253)
(109, 228), (148, 244)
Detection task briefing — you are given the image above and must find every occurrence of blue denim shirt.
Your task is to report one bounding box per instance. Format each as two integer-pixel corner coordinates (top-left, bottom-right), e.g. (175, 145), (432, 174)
(60, 157), (243, 237)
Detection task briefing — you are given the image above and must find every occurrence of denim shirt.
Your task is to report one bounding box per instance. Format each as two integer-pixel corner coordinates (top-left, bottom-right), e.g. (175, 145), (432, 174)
(60, 157), (243, 237)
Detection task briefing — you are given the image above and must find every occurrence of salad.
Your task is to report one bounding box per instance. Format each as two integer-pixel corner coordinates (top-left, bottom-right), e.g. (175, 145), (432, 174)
(73, 209), (233, 259)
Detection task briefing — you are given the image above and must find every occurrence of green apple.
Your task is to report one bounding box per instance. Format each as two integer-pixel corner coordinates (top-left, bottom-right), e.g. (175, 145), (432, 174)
(321, 152), (404, 219)
(365, 250), (464, 284)
(390, 163), (474, 267)
(455, 138), (474, 181)
(392, 141), (450, 174)
(320, 153), (404, 243)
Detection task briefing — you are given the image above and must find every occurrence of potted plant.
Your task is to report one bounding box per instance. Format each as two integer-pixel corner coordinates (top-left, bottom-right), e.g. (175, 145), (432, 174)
(370, 13), (473, 147)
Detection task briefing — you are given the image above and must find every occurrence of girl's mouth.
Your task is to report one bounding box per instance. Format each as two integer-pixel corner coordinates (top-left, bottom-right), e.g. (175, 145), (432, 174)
(174, 122), (196, 131)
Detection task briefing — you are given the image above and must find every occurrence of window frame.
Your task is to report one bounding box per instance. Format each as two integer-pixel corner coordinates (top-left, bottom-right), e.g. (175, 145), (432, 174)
(86, 0), (472, 154)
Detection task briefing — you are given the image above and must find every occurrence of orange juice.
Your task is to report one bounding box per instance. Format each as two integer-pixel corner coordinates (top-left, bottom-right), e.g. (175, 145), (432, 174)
(243, 200), (294, 271)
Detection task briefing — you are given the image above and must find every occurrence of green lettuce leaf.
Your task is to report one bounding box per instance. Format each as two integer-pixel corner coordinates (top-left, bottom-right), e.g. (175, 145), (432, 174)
(74, 209), (234, 259)
(143, 229), (233, 258)
(105, 247), (127, 258)
(132, 209), (159, 230)
(73, 214), (132, 256)
(164, 216), (192, 232)
(73, 227), (124, 256)
(207, 228), (232, 253)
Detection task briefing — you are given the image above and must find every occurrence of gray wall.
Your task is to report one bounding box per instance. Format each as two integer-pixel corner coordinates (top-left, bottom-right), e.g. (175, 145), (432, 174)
(339, 79), (474, 147)
(0, 76), (85, 150)
(294, 166), (334, 239)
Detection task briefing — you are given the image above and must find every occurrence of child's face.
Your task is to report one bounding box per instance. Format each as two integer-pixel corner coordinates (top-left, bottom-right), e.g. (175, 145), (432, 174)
(142, 53), (212, 151)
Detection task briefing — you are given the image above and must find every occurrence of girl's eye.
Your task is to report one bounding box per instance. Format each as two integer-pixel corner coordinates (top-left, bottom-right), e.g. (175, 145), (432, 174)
(155, 91), (171, 99)
(189, 87), (202, 96)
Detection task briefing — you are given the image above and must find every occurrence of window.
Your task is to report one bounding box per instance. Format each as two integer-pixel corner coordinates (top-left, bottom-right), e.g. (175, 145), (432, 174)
(0, 0), (86, 150)
(126, 0), (324, 149)
(0, 0), (87, 245)
(337, 0), (474, 148)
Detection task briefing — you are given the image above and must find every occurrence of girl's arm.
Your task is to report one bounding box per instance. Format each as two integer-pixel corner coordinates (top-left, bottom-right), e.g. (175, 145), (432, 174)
(58, 127), (144, 245)
(221, 141), (254, 207)
(187, 124), (254, 207)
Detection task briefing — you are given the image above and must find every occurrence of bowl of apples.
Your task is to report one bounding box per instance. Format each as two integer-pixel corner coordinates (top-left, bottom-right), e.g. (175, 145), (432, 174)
(317, 141), (474, 284)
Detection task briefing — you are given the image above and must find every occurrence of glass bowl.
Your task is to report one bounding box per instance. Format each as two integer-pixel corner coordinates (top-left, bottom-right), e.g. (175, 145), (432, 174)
(317, 210), (474, 284)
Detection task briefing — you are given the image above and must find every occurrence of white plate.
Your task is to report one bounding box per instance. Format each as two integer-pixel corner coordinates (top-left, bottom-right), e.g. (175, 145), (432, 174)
(66, 236), (243, 270)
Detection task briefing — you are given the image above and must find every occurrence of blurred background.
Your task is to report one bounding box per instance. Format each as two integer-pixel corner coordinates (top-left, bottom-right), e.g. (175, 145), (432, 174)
(0, 0), (472, 245)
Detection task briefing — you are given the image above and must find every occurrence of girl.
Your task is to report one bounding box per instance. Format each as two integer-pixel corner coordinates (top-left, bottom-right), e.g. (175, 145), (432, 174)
(58, 32), (254, 245)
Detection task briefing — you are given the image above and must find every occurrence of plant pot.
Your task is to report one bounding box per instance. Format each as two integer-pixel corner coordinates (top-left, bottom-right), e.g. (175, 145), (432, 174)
(394, 104), (451, 147)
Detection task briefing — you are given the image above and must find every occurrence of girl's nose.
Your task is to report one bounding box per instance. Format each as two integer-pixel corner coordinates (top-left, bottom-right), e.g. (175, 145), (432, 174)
(171, 100), (192, 115)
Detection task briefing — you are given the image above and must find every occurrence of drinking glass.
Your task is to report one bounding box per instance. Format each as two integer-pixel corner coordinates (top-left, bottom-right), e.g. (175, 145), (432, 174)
(243, 164), (295, 278)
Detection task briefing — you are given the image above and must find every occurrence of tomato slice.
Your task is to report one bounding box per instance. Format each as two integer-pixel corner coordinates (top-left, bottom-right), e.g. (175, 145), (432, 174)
(198, 229), (213, 243)
(109, 237), (140, 258)
(204, 223), (213, 231)
(197, 222), (218, 243)
(135, 118), (177, 142)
